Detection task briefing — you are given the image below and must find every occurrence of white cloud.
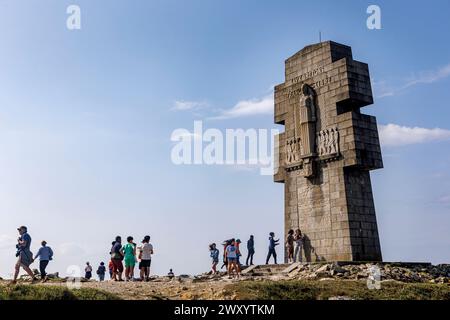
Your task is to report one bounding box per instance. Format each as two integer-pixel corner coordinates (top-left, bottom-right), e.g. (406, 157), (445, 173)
(379, 123), (450, 147)
(373, 63), (450, 99)
(171, 100), (208, 111)
(212, 95), (274, 120)
(57, 242), (87, 257)
(403, 64), (450, 89)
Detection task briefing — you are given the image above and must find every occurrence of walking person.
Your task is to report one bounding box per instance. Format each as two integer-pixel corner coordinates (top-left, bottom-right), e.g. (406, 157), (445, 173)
(34, 240), (54, 282)
(265, 232), (280, 265)
(12, 226), (37, 284)
(209, 243), (219, 274)
(97, 262), (106, 281)
(121, 236), (136, 281)
(293, 229), (303, 263)
(85, 262), (93, 280)
(110, 236), (124, 281)
(139, 235), (153, 282)
(246, 235), (255, 266)
(286, 229), (295, 263)
(226, 239), (240, 279)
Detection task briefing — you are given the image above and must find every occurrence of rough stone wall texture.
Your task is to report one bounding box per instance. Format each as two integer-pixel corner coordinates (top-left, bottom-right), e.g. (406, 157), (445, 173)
(274, 41), (383, 262)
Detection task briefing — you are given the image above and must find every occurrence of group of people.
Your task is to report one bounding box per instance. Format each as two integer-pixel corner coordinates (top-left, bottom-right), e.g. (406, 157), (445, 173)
(285, 229), (304, 263)
(107, 235), (154, 282)
(12, 226), (155, 284)
(13, 226), (304, 283)
(208, 231), (302, 279)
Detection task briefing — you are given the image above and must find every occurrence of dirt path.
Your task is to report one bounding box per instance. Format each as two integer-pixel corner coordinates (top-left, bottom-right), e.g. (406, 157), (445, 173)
(43, 278), (238, 300)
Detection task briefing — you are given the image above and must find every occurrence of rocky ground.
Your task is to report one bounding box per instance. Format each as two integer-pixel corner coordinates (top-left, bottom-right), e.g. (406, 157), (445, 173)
(1, 262), (449, 300)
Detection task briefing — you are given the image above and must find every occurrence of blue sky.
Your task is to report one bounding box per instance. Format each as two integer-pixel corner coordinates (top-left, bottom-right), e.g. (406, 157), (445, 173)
(0, 0), (449, 278)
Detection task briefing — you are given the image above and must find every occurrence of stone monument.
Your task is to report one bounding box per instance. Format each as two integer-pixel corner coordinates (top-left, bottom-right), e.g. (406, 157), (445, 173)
(274, 41), (383, 262)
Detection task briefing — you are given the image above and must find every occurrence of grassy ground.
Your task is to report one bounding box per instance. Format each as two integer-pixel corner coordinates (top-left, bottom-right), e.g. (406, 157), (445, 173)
(224, 280), (450, 300)
(1, 279), (449, 300)
(0, 283), (120, 300)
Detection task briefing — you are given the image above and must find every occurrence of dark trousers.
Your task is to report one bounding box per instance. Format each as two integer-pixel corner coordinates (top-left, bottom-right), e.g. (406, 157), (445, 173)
(246, 251), (255, 265)
(266, 248), (277, 264)
(39, 260), (49, 278)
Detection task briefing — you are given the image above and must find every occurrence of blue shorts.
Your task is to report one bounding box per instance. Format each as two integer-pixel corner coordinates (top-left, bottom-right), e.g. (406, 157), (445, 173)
(228, 257), (237, 262)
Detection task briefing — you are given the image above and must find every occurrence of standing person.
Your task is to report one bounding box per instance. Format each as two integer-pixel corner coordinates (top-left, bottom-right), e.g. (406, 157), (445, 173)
(12, 226), (37, 284)
(220, 240), (230, 270)
(97, 262), (106, 281)
(167, 269), (175, 279)
(110, 236), (124, 281)
(235, 239), (242, 267)
(209, 243), (219, 274)
(286, 229), (295, 263)
(293, 229), (303, 263)
(246, 235), (255, 266)
(85, 262), (93, 280)
(139, 235), (153, 282)
(226, 239), (240, 279)
(121, 236), (136, 281)
(108, 260), (114, 279)
(34, 240), (54, 282)
(265, 232), (280, 265)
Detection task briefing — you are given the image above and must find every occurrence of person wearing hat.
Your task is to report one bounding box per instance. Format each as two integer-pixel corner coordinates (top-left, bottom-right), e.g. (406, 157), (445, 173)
(34, 240), (54, 282)
(139, 235), (153, 281)
(12, 226), (37, 284)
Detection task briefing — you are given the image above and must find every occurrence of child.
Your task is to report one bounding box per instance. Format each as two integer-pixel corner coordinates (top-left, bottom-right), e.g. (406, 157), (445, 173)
(209, 243), (219, 274)
(121, 236), (136, 281)
(97, 262), (106, 281)
(108, 260), (114, 279)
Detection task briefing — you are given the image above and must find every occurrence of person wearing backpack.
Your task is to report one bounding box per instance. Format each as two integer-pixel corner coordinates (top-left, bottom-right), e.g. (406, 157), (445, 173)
(110, 236), (124, 281)
(96, 262), (106, 281)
